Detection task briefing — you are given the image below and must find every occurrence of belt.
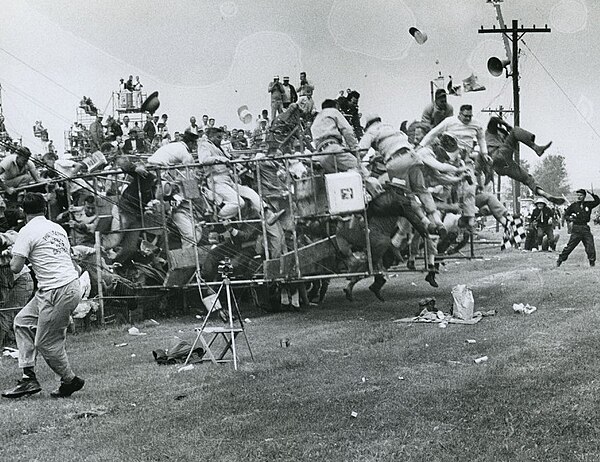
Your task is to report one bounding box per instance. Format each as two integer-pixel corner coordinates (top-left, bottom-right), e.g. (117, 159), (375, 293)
(317, 138), (342, 151)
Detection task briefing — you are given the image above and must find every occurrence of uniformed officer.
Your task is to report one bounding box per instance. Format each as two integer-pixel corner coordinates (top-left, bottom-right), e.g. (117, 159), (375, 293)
(557, 189), (600, 267)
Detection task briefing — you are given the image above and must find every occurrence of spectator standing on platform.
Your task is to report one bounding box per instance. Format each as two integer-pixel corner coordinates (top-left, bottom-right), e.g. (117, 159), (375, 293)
(268, 75), (285, 119)
(281, 76), (298, 109)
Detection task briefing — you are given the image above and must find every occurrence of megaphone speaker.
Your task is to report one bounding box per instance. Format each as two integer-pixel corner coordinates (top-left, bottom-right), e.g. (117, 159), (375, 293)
(237, 105), (253, 124)
(487, 57), (511, 77)
(408, 27), (428, 45)
(141, 91), (160, 114)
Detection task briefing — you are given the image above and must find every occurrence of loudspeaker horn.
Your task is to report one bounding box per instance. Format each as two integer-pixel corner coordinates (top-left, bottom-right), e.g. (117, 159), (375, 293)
(487, 57), (511, 77)
(408, 27), (428, 45)
(140, 91), (160, 114)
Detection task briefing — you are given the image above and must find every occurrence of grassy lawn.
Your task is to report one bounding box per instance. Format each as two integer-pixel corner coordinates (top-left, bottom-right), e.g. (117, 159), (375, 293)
(1, 226), (600, 461)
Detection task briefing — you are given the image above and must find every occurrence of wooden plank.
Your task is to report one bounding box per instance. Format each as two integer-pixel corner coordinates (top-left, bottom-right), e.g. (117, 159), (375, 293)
(280, 236), (337, 277)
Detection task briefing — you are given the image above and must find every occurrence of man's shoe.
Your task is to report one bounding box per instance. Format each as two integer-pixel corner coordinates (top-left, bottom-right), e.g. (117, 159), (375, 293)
(436, 226), (448, 240)
(590, 261), (596, 267)
(266, 209), (286, 226)
(556, 259), (563, 267)
(547, 195), (566, 205)
(343, 285), (354, 302)
(425, 271), (439, 288)
(2, 378), (42, 399)
(50, 376), (85, 398)
(369, 284), (385, 302)
(534, 141), (552, 157)
(406, 260), (416, 271)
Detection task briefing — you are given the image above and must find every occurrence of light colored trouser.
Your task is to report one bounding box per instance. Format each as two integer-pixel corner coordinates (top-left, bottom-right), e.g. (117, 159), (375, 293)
(315, 142), (359, 174)
(475, 193), (508, 224)
(386, 157), (442, 227)
(397, 217), (438, 266)
(14, 278), (82, 381)
(208, 175), (262, 219)
(171, 202), (203, 248)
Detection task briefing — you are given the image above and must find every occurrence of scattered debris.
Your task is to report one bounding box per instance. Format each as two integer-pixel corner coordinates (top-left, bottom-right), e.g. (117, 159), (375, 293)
(2, 347), (19, 359)
(177, 364), (195, 372)
(279, 338), (290, 348)
(68, 406), (108, 420)
(351, 411), (358, 418)
(466, 339), (476, 344)
(113, 343), (128, 348)
(174, 395), (187, 401)
(130, 354), (136, 358)
(244, 318), (252, 323)
(451, 284), (474, 320)
(320, 348), (340, 353)
(474, 356), (489, 364)
(128, 327), (147, 336)
(398, 376), (405, 380)
(513, 303), (537, 315)
(480, 309), (497, 317)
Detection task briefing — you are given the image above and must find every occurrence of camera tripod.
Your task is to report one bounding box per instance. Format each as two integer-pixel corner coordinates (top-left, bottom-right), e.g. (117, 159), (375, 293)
(184, 260), (254, 370)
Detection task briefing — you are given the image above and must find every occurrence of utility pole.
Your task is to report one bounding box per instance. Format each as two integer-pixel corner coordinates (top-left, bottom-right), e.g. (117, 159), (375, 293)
(481, 105), (514, 230)
(479, 11), (551, 215)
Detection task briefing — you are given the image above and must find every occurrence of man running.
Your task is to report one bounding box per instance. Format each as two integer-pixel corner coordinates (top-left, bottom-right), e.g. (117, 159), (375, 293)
(2, 193), (84, 399)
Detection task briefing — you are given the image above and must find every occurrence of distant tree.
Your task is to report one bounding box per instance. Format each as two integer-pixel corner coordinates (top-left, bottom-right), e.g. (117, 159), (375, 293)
(532, 154), (570, 197)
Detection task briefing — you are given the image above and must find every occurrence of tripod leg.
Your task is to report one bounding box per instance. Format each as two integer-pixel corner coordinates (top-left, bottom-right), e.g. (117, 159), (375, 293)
(225, 281), (238, 370)
(231, 287), (255, 361)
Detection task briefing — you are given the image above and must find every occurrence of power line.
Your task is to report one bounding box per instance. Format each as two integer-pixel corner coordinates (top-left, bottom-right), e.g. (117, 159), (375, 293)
(521, 40), (600, 141)
(0, 46), (81, 100)
(0, 79), (72, 124)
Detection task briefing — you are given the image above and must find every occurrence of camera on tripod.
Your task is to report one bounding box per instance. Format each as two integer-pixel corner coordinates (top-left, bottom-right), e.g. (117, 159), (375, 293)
(218, 258), (234, 278)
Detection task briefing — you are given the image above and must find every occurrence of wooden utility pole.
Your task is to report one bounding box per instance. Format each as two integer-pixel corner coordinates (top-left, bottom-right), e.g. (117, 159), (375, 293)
(481, 106), (514, 230)
(479, 18), (551, 215)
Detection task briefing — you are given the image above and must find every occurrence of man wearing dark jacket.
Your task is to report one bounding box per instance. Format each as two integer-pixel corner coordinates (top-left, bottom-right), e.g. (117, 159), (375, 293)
(557, 189), (600, 267)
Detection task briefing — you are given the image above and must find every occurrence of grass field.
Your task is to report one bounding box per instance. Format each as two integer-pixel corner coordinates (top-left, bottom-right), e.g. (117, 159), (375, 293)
(1, 226), (600, 462)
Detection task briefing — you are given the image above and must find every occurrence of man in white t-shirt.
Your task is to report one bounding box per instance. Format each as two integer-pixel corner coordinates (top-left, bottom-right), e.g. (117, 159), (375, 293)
(2, 193), (84, 399)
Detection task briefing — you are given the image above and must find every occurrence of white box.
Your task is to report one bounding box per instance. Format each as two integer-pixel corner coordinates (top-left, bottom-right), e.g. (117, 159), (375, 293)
(325, 171), (365, 214)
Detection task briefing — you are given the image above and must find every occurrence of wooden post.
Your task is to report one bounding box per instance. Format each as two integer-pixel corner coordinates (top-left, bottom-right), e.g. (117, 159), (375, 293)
(94, 231), (105, 326)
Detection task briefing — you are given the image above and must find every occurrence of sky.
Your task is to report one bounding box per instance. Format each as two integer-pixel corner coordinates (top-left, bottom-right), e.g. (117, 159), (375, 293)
(0, 0), (598, 189)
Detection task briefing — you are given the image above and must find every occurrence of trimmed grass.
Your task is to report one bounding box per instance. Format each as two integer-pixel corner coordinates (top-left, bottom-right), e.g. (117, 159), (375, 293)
(1, 227), (600, 461)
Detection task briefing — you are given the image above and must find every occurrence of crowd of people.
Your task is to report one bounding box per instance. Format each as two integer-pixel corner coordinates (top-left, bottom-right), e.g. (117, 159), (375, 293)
(0, 69), (599, 399)
(0, 73), (597, 336)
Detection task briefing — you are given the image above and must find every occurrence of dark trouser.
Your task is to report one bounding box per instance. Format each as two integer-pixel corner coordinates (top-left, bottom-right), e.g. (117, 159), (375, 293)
(491, 127), (539, 193)
(536, 225), (554, 250)
(558, 224), (596, 263)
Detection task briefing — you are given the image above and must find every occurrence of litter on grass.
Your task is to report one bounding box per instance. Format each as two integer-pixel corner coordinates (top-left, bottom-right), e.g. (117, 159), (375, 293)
(177, 364), (195, 372)
(474, 356), (489, 364)
(351, 411), (358, 418)
(394, 309), (482, 325)
(68, 406), (108, 419)
(128, 327), (147, 336)
(513, 303), (537, 315)
(2, 347), (18, 359)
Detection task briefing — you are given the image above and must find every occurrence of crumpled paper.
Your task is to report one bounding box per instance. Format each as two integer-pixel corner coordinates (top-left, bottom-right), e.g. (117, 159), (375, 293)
(513, 303), (537, 315)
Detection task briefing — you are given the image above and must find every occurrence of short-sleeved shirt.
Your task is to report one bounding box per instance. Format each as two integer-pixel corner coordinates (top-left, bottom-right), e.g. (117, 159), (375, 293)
(0, 155), (37, 182)
(147, 141), (194, 166)
(12, 216), (78, 290)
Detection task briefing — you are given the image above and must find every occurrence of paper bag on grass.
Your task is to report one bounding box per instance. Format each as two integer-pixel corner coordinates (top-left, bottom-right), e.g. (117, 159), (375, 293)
(451, 284), (474, 320)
